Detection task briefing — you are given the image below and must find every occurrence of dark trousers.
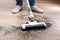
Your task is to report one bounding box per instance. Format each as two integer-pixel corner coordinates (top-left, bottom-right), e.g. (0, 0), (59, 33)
(16, 0), (36, 6)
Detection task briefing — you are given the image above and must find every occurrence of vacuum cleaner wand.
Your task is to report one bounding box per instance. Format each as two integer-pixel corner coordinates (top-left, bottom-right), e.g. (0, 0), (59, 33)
(21, 0), (47, 31)
(26, 0), (35, 21)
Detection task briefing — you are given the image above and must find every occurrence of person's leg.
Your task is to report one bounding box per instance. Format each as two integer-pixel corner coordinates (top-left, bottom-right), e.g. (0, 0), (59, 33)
(29, 0), (36, 6)
(12, 0), (23, 13)
(29, 0), (44, 13)
(16, 0), (23, 6)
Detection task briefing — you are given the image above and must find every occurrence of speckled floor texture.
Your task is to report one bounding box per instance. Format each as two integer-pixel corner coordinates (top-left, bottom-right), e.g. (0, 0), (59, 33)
(0, 0), (60, 40)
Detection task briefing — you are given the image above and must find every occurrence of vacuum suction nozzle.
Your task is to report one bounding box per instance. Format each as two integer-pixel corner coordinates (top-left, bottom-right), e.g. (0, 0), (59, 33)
(21, 21), (47, 31)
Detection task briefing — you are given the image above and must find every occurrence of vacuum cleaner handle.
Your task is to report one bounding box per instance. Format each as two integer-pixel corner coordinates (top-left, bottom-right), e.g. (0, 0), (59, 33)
(26, 0), (35, 21)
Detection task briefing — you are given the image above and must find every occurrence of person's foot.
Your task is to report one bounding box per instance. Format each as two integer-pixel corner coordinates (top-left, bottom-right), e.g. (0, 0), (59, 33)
(12, 5), (22, 14)
(31, 5), (44, 13)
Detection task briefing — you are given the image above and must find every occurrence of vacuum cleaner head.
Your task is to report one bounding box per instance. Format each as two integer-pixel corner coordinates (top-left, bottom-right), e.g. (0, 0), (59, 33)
(21, 21), (47, 31)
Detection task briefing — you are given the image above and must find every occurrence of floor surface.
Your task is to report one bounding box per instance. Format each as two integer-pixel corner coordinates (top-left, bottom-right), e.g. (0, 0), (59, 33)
(0, 0), (60, 40)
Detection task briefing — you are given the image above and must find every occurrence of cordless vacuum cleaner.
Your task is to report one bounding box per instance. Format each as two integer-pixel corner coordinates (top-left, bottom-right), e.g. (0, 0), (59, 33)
(21, 0), (47, 31)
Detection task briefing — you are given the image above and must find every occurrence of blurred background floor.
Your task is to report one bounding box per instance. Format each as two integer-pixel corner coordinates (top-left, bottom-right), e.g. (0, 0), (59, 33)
(0, 0), (60, 40)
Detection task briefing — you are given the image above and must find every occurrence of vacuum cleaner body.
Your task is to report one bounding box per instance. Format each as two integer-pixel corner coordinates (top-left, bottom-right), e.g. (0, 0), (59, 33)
(21, 0), (47, 31)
